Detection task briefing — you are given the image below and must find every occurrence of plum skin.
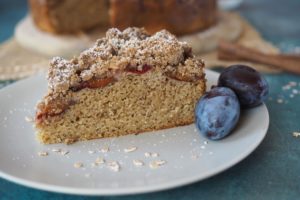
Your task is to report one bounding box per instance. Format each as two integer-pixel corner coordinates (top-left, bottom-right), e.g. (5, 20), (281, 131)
(218, 65), (269, 108)
(195, 87), (241, 140)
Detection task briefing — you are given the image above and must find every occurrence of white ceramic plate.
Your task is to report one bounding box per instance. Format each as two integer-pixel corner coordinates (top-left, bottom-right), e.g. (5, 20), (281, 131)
(0, 70), (269, 195)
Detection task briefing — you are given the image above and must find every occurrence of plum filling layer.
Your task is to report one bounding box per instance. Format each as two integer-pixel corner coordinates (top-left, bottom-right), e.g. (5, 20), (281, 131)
(70, 76), (116, 92)
(36, 99), (76, 124)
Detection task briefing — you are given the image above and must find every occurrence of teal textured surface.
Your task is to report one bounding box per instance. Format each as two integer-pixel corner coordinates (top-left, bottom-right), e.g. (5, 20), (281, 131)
(1, 0), (300, 199)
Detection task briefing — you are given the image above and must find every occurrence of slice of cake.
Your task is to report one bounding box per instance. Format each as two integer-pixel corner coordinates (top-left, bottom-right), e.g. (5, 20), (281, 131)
(34, 28), (206, 144)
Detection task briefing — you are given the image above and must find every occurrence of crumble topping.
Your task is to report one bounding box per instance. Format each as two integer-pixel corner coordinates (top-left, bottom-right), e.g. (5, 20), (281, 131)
(47, 27), (204, 97)
(48, 57), (81, 94)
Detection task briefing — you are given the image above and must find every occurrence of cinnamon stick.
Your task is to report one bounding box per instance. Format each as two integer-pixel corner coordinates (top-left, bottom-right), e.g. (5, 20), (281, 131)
(218, 41), (300, 75)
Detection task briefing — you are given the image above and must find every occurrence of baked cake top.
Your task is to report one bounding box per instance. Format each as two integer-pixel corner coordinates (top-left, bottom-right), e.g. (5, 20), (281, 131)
(47, 27), (204, 97)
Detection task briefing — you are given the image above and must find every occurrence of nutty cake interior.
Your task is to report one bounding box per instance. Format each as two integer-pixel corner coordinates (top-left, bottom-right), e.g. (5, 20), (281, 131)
(35, 28), (206, 144)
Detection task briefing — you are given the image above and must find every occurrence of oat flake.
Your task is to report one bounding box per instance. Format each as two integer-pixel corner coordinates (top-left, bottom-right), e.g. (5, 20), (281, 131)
(100, 146), (109, 153)
(133, 160), (144, 166)
(74, 162), (83, 168)
(61, 150), (69, 155)
(149, 160), (166, 169)
(25, 116), (33, 122)
(88, 150), (95, 154)
(52, 148), (61, 153)
(144, 152), (151, 158)
(107, 161), (120, 172)
(95, 157), (105, 165)
(124, 146), (137, 153)
(38, 151), (48, 156)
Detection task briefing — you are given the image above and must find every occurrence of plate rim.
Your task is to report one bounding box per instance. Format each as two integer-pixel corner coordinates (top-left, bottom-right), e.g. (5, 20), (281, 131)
(0, 69), (269, 196)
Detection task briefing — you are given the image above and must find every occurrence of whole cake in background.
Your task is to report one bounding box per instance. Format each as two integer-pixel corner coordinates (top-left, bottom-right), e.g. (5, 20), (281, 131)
(34, 27), (206, 144)
(28, 0), (217, 35)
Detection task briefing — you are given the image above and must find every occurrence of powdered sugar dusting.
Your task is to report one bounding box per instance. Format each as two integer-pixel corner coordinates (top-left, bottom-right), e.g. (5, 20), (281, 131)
(45, 27), (204, 98)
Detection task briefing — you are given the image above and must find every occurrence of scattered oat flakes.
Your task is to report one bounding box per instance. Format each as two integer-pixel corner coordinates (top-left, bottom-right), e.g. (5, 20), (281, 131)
(124, 146), (137, 153)
(107, 161), (120, 172)
(74, 162), (83, 168)
(204, 141), (208, 145)
(25, 116), (33, 122)
(100, 146), (109, 153)
(292, 132), (300, 138)
(133, 159), (144, 166)
(38, 151), (48, 156)
(200, 145), (205, 149)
